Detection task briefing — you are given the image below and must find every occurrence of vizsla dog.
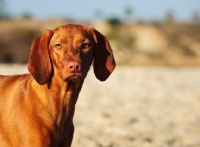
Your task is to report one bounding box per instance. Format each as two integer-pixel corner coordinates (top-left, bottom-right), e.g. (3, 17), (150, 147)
(0, 24), (115, 147)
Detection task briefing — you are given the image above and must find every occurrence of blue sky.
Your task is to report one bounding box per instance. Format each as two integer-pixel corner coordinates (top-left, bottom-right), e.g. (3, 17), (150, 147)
(6, 0), (200, 21)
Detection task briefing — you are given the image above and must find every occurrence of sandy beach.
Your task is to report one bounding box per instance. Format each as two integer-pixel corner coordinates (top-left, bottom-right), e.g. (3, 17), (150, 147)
(0, 64), (200, 147)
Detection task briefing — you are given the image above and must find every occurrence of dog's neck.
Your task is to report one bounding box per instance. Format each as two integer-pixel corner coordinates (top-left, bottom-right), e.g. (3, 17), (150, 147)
(44, 75), (84, 134)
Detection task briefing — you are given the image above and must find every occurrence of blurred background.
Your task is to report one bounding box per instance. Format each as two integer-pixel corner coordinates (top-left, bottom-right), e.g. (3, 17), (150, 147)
(0, 0), (200, 147)
(0, 0), (200, 65)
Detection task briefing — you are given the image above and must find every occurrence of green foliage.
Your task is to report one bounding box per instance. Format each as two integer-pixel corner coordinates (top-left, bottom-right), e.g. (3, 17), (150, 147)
(106, 23), (135, 50)
(106, 17), (121, 28)
(20, 12), (32, 20)
(106, 19), (136, 64)
(0, 0), (9, 19)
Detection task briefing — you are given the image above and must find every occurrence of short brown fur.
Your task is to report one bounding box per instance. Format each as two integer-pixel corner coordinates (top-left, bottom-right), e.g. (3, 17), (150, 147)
(0, 24), (115, 147)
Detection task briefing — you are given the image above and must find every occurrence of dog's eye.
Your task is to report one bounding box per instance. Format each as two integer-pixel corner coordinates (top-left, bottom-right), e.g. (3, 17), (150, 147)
(55, 44), (62, 49)
(82, 43), (90, 48)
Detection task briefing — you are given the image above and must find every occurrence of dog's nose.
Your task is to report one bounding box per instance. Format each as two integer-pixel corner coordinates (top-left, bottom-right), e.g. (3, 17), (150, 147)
(68, 61), (81, 73)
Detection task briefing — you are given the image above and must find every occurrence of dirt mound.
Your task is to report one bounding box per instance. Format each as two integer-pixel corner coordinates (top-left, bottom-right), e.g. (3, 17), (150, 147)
(0, 19), (200, 66)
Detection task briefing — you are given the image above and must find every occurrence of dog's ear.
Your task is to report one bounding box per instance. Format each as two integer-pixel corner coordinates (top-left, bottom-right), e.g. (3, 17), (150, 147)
(91, 28), (116, 81)
(28, 30), (53, 85)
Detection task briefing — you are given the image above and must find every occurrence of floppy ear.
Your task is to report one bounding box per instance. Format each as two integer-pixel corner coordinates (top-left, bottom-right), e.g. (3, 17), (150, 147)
(91, 29), (116, 81)
(28, 30), (53, 85)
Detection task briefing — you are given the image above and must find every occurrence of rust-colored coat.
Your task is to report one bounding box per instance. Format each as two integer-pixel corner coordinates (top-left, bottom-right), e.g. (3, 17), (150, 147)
(0, 24), (115, 147)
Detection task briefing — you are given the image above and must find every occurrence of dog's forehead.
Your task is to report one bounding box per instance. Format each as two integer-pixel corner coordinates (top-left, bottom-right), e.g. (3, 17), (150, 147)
(50, 24), (93, 43)
(54, 24), (90, 35)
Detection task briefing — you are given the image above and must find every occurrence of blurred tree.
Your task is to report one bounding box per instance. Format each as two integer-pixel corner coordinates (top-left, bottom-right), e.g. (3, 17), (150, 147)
(125, 7), (132, 16)
(106, 17), (121, 28)
(20, 12), (32, 20)
(124, 6), (133, 23)
(192, 10), (200, 23)
(164, 10), (175, 24)
(0, 0), (9, 19)
(106, 16), (135, 64)
(94, 9), (103, 20)
(106, 17), (121, 42)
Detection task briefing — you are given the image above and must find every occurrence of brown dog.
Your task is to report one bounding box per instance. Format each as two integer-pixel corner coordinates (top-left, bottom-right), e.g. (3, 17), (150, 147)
(0, 24), (115, 147)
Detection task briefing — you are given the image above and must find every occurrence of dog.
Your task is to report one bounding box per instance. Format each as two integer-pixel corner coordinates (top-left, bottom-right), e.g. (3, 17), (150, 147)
(0, 24), (115, 147)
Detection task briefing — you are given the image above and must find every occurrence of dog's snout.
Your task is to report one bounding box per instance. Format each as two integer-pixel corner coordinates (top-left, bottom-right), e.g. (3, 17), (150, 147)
(68, 61), (81, 73)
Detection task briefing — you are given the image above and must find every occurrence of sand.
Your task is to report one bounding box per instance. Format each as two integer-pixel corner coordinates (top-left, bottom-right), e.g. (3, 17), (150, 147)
(0, 64), (200, 147)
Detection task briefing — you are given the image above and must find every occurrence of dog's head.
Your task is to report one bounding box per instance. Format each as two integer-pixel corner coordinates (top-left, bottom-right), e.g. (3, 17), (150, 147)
(28, 24), (116, 85)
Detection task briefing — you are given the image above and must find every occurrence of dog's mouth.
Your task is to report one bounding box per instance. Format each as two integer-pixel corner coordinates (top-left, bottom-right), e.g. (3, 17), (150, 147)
(66, 75), (82, 83)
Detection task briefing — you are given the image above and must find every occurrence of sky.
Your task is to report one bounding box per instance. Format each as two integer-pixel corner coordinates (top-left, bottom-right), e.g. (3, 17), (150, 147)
(5, 0), (200, 22)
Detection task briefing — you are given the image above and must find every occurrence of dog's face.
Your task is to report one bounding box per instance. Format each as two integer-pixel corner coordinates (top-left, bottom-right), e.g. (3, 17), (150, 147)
(49, 25), (94, 82)
(28, 24), (116, 85)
